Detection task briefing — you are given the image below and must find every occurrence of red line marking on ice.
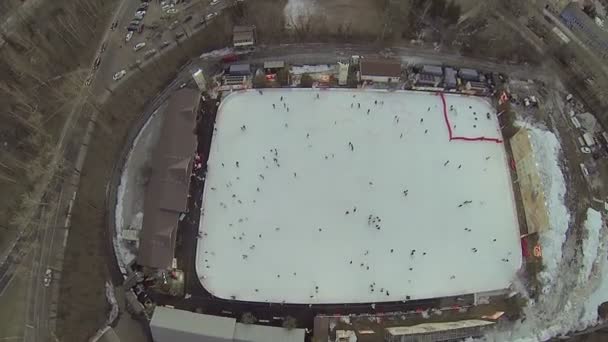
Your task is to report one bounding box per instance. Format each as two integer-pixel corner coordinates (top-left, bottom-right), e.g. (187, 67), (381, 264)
(437, 92), (503, 144)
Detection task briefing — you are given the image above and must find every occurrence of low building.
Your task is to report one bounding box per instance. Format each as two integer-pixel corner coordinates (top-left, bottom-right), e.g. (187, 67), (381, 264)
(444, 67), (457, 89)
(151, 307), (236, 342)
(229, 64), (252, 76)
(359, 59), (402, 83)
(233, 25), (255, 48)
(151, 306), (306, 342)
(234, 322), (305, 342)
(138, 89), (200, 270)
(263, 61), (285, 74)
(384, 320), (494, 342)
(338, 62), (349, 86)
(458, 68), (480, 81)
(415, 73), (442, 87)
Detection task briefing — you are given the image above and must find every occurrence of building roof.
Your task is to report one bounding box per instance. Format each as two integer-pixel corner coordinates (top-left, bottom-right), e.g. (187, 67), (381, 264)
(229, 64), (251, 74)
(234, 323), (305, 342)
(359, 59), (401, 78)
(233, 25), (255, 33)
(233, 26), (255, 46)
(138, 89), (200, 269)
(385, 320), (494, 336)
(421, 64), (443, 76)
(151, 307), (237, 342)
(264, 61), (285, 69)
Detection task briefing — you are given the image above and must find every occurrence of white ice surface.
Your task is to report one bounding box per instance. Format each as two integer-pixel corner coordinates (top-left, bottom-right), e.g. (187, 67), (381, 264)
(197, 89), (521, 304)
(526, 125), (570, 294)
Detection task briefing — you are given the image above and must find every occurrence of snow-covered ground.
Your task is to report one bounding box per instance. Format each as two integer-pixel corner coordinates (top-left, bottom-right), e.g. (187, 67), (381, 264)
(197, 89), (521, 304)
(526, 125), (570, 294)
(481, 122), (608, 341)
(114, 107), (165, 272)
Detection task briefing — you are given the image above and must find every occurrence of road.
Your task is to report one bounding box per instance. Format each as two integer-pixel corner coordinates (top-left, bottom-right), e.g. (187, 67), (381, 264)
(14, 1), (234, 341)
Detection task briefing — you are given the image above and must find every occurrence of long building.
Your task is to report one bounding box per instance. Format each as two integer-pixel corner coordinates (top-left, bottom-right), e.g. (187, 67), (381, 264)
(560, 2), (608, 58)
(138, 89), (201, 270)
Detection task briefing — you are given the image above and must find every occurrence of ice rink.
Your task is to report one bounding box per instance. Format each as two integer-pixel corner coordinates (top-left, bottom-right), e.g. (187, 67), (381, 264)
(196, 89), (521, 304)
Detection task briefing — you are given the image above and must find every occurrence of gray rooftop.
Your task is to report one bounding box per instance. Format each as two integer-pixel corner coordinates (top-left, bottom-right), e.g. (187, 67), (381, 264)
(151, 307), (237, 342)
(234, 323), (305, 342)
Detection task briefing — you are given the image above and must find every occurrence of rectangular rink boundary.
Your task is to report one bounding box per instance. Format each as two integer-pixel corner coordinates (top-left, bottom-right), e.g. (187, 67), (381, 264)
(438, 92), (503, 144)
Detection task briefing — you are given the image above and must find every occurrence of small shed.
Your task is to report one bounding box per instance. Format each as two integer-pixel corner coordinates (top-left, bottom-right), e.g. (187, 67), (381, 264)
(263, 61), (285, 74)
(233, 25), (255, 47)
(421, 64), (443, 76)
(229, 64), (252, 76)
(458, 68), (480, 81)
(359, 59), (402, 83)
(444, 67), (457, 88)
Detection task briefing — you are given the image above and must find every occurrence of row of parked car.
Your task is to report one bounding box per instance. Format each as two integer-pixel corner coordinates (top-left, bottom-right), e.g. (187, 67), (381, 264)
(127, 0), (149, 33)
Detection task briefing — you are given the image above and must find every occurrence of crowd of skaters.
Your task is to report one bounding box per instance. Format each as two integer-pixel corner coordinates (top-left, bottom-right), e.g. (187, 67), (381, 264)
(194, 90), (514, 303)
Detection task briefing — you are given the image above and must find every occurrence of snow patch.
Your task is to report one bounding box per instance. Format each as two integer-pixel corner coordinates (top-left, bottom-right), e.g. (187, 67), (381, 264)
(199, 47), (234, 59)
(580, 208), (602, 282)
(290, 64), (335, 75)
(284, 0), (318, 27)
(526, 125), (570, 293)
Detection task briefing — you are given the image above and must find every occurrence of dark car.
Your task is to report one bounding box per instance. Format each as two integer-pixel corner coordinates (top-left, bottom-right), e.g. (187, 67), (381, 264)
(183, 15), (193, 23)
(175, 31), (185, 39)
(110, 21), (118, 30)
(160, 41), (171, 49)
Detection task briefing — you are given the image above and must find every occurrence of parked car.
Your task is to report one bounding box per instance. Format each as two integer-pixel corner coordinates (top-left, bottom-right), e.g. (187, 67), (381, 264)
(175, 31), (185, 39)
(125, 31), (134, 42)
(43, 269), (52, 287)
(183, 15), (193, 23)
(135, 10), (146, 16)
(160, 41), (171, 49)
(134, 13), (145, 20)
(211, 0), (220, 5)
(206, 12), (217, 20)
(100, 41), (107, 52)
(93, 56), (101, 69)
(166, 8), (178, 14)
(113, 70), (127, 81)
(84, 74), (93, 86)
(133, 42), (146, 51)
(110, 21), (118, 30)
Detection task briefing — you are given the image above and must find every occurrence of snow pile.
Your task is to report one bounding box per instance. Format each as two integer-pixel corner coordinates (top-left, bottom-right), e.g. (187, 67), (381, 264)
(290, 64), (335, 75)
(284, 0), (317, 27)
(580, 208), (602, 282)
(580, 208), (607, 327)
(199, 47), (234, 59)
(526, 126), (570, 293)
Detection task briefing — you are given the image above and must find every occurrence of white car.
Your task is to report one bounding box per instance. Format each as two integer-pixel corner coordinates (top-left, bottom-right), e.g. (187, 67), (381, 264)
(133, 42), (146, 51)
(125, 31), (133, 42)
(210, 0), (220, 5)
(113, 70), (127, 81)
(206, 12), (217, 20)
(43, 268), (52, 287)
(166, 8), (178, 14)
